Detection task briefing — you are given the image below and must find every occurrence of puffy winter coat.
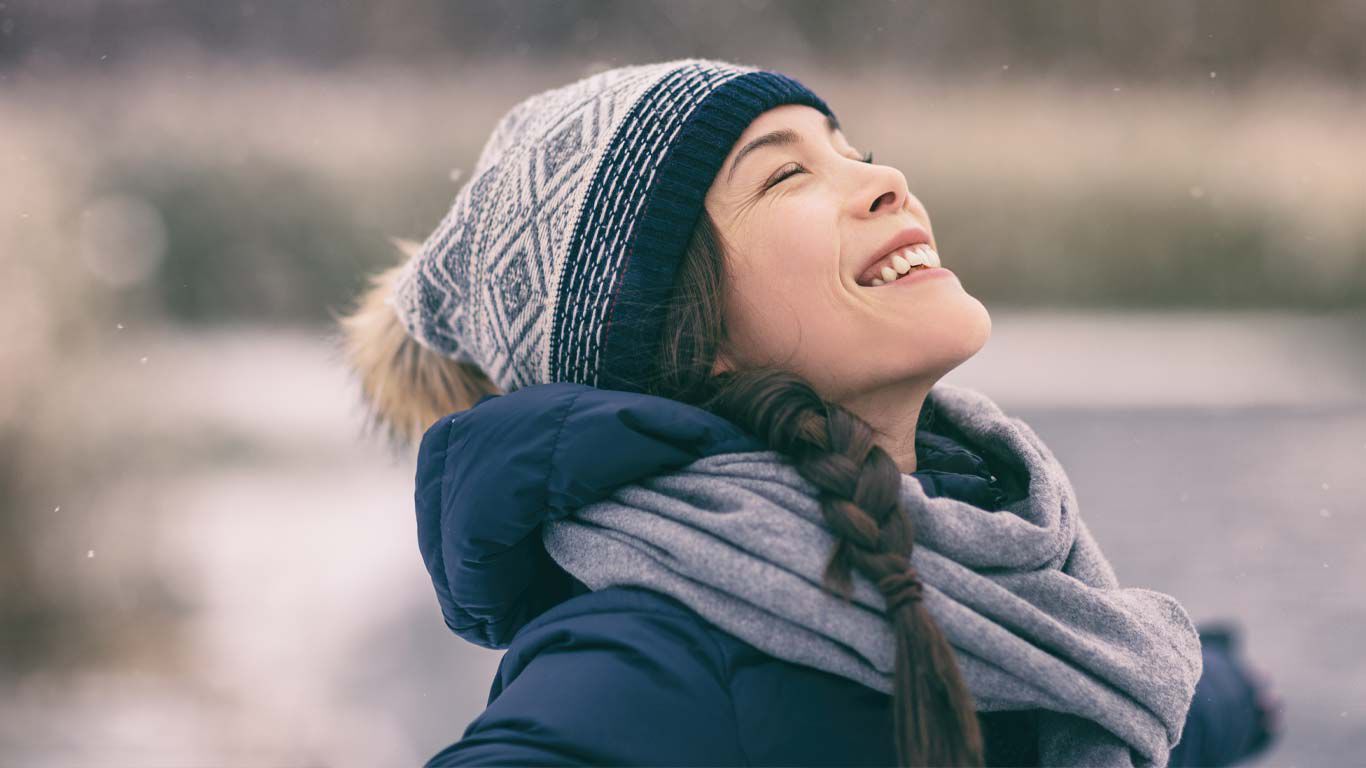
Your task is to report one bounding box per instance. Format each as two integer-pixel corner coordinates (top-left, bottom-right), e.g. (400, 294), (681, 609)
(414, 382), (1260, 766)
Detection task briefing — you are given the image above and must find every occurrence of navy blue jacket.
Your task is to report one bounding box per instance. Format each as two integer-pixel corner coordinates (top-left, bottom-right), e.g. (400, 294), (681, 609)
(414, 382), (1262, 766)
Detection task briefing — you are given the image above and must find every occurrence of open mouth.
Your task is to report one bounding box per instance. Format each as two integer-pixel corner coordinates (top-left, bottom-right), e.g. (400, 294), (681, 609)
(856, 244), (943, 287)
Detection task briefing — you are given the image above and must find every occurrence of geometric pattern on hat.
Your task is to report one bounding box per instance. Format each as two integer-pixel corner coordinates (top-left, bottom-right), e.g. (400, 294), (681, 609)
(390, 58), (835, 394)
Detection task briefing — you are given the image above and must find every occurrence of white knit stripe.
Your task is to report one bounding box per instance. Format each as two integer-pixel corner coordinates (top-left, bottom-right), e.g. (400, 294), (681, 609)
(580, 66), (748, 383)
(558, 62), (749, 386)
(570, 68), (713, 381)
(537, 63), (681, 387)
(549, 63), (688, 383)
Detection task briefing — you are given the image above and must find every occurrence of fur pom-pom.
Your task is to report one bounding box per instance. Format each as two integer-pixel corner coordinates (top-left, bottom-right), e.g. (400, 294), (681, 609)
(333, 238), (500, 450)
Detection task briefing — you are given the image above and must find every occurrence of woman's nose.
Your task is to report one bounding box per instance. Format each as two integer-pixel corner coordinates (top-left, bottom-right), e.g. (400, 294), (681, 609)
(859, 165), (911, 216)
(869, 190), (899, 213)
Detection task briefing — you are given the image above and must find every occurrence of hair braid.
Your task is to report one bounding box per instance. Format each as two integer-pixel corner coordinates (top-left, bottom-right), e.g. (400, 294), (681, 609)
(698, 369), (984, 767)
(646, 209), (986, 767)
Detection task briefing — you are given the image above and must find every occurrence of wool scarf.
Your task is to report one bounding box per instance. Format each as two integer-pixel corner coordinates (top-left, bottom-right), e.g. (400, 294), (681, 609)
(541, 382), (1202, 767)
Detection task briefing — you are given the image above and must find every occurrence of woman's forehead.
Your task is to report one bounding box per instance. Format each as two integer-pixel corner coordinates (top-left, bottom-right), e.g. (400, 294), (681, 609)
(723, 106), (846, 185)
(736, 104), (842, 144)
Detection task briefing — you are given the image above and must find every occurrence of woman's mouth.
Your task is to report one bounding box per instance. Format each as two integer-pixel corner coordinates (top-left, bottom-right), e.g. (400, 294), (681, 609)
(857, 244), (943, 287)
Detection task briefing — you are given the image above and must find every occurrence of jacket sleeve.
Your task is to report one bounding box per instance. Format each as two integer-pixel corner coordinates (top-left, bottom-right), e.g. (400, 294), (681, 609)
(424, 588), (748, 767)
(1166, 640), (1263, 766)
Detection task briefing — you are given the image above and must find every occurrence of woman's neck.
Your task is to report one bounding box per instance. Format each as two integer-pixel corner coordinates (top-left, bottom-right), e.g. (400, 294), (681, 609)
(839, 379), (936, 475)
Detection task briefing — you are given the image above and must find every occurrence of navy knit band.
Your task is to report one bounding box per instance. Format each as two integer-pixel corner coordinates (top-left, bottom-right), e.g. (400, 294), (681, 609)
(555, 69), (834, 392)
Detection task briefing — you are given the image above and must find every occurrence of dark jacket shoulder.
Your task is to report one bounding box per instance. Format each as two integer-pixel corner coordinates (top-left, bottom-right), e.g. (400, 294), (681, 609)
(432, 583), (1039, 767)
(415, 382), (1036, 766)
(415, 381), (763, 649)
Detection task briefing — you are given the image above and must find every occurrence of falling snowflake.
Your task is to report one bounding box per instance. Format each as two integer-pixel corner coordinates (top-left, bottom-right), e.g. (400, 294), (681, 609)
(87, 550), (95, 558)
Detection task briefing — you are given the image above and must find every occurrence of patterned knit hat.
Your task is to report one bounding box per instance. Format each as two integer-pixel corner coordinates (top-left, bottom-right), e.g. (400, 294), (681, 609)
(389, 58), (835, 394)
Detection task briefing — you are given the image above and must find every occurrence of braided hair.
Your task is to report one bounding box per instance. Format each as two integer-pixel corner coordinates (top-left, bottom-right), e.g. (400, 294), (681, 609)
(642, 208), (986, 767)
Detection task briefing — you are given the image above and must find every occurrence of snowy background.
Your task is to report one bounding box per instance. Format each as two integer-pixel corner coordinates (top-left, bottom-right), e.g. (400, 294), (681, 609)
(2, 2), (1364, 766)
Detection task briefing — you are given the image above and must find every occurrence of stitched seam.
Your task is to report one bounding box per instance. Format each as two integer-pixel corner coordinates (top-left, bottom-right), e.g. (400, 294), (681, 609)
(699, 623), (751, 766)
(430, 415), (477, 637)
(544, 387), (586, 518)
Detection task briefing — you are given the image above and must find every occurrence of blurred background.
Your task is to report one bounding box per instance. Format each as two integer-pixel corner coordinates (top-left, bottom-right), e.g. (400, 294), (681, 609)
(2, 0), (1363, 765)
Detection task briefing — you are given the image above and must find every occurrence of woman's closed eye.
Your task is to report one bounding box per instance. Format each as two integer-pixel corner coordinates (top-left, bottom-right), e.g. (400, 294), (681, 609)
(761, 150), (876, 192)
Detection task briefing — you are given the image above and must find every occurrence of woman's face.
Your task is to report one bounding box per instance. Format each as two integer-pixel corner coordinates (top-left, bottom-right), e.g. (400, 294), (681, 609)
(703, 104), (991, 405)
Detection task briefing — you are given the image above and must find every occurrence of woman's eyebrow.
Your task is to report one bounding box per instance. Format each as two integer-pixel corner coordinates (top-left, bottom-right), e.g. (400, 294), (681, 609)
(727, 113), (842, 184)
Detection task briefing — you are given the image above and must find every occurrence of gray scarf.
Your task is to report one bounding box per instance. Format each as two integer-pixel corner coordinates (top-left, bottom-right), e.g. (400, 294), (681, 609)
(541, 383), (1202, 767)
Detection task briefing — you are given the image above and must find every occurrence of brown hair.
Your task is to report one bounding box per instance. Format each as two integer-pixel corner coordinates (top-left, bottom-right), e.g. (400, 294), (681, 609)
(336, 219), (985, 766)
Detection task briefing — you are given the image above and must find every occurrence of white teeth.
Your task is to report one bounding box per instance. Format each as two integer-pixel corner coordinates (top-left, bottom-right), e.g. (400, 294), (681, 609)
(862, 244), (942, 286)
(901, 249), (927, 268)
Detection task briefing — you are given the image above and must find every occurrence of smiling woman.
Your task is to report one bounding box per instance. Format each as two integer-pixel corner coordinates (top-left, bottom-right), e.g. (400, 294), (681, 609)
(703, 103), (990, 470)
(335, 58), (1263, 768)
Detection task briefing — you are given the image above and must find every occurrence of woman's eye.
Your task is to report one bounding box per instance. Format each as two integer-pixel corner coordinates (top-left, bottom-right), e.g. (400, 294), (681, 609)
(761, 150), (876, 191)
(763, 163), (805, 190)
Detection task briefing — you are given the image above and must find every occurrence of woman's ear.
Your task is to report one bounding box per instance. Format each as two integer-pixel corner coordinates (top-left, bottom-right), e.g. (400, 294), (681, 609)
(710, 352), (734, 377)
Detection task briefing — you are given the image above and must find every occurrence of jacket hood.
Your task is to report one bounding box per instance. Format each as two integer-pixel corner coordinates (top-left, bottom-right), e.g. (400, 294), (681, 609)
(414, 381), (1012, 649)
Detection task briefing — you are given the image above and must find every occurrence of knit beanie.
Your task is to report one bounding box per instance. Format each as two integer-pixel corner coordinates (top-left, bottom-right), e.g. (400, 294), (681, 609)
(389, 58), (835, 394)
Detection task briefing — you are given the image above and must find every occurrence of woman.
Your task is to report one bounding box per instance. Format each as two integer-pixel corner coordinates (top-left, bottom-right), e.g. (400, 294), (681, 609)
(338, 59), (1281, 767)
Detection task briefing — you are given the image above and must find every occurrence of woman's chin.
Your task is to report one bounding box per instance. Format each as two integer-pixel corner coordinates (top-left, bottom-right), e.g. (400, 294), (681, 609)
(968, 296), (992, 348)
(929, 294), (993, 363)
